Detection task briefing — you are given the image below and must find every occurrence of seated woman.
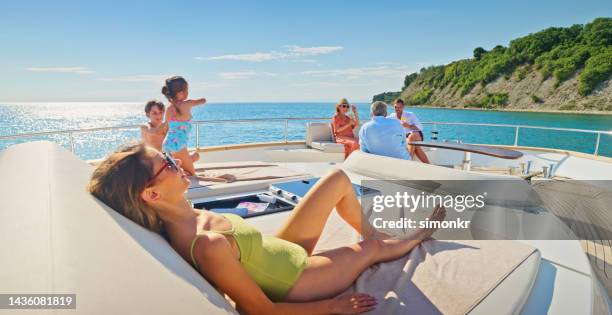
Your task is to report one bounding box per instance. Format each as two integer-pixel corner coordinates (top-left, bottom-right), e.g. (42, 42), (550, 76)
(332, 98), (360, 159)
(88, 143), (445, 314)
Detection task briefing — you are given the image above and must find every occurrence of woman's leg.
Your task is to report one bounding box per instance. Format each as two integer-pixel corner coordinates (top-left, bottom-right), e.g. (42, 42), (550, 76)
(336, 136), (360, 159)
(275, 169), (379, 254)
(171, 148), (196, 175)
(347, 138), (360, 157)
(285, 206), (446, 301)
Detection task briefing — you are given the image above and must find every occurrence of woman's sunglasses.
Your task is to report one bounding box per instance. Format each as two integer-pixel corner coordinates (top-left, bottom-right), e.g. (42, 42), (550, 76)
(340, 104), (350, 108)
(146, 152), (180, 186)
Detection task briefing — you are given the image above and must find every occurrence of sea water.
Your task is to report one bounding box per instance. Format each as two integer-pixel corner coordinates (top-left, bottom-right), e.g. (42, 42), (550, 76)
(0, 102), (610, 159)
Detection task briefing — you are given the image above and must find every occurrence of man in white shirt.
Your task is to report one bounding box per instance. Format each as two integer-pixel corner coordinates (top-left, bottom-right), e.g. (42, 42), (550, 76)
(387, 99), (430, 163)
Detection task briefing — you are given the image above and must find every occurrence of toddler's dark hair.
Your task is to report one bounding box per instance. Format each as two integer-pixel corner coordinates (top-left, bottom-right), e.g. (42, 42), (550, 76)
(161, 76), (188, 102)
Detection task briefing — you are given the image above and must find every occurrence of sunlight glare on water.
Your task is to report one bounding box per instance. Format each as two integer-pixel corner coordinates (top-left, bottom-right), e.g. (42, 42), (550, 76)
(1, 102), (610, 160)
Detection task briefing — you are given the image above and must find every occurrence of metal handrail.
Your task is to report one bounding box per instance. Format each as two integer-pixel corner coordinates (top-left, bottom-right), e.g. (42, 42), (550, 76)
(421, 121), (612, 135)
(0, 118), (609, 156)
(421, 121), (611, 155)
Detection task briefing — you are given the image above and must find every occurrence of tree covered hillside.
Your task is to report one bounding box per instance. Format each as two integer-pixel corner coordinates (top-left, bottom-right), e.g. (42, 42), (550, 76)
(374, 17), (612, 111)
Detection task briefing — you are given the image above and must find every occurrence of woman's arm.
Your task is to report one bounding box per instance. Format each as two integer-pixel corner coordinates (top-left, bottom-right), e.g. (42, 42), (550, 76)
(351, 105), (360, 126)
(194, 233), (369, 315)
(333, 116), (354, 133)
(336, 123), (353, 133)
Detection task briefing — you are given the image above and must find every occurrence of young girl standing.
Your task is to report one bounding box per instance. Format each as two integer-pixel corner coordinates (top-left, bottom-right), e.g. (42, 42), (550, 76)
(161, 76), (205, 175)
(161, 76), (235, 183)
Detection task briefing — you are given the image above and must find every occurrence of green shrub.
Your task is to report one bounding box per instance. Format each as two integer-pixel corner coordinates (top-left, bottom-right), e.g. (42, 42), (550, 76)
(559, 103), (577, 110)
(372, 91), (400, 103)
(402, 73), (418, 90)
(407, 88), (433, 105)
(464, 93), (509, 108)
(473, 47), (487, 60)
(516, 67), (528, 80)
(531, 95), (542, 103)
(578, 47), (612, 95)
(481, 93), (509, 107)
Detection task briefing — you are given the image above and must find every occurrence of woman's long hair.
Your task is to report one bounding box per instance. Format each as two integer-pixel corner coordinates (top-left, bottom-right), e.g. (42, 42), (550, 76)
(88, 142), (165, 235)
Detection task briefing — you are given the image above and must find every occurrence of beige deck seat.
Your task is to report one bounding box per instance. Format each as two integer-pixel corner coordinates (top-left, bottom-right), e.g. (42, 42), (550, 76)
(306, 122), (361, 153)
(0, 142), (544, 314)
(0, 142), (237, 315)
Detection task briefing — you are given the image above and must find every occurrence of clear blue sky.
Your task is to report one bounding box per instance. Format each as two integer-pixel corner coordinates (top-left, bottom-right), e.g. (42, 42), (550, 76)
(1, 0), (610, 102)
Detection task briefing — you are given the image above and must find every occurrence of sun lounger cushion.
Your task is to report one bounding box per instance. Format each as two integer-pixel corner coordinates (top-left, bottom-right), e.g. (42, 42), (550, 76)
(0, 142), (237, 315)
(310, 141), (346, 153)
(306, 122), (335, 144)
(341, 240), (538, 315)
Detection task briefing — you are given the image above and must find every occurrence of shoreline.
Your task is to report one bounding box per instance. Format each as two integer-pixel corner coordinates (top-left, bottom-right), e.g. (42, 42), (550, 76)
(410, 105), (612, 116)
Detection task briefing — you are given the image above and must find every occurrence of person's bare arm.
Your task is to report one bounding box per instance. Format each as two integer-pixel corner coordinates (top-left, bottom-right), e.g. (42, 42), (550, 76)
(161, 122), (169, 135)
(140, 125), (150, 144)
(194, 233), (375, 315)
(401, 121), (412, 129)
(140, 125), (147, 138)
(351, 105), (360, 126)
(164, 106), (174, 121)
(180, 98), (206, 108)
(334, 116), (355, 133)
(336, 123), (353, 133)
(173, 98), (206, 118)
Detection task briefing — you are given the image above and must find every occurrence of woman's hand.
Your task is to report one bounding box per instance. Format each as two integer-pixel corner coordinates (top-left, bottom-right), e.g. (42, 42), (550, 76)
(331, 293), (377, 314)
(350, 104), (357, 113)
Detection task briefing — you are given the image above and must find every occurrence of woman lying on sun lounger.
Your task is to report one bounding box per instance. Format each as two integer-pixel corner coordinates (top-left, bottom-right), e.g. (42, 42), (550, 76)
(88, 142), (445, 315)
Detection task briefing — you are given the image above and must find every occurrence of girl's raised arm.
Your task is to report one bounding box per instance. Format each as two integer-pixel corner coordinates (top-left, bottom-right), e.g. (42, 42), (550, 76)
(183, 98), (206, 107)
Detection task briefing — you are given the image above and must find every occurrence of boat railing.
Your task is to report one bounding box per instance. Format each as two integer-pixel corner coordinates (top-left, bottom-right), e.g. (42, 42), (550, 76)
(422, 121), (611, 156)
(0, 118), (610, 156)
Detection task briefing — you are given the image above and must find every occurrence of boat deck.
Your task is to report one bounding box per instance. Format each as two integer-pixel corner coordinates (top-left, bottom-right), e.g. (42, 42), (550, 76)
(533, 179), (612, 296)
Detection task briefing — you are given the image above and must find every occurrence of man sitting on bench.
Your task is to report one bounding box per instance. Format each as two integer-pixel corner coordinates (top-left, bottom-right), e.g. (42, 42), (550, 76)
(359, 101), (410, 160)
(388, 99), (430, 163)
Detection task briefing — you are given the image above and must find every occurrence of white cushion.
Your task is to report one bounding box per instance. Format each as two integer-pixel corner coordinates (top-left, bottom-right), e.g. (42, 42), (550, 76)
(0, 142), (237, 315)
(310, 141), (346, 153)
(306, 122), (334, 146)
(306, 121), (361, 152)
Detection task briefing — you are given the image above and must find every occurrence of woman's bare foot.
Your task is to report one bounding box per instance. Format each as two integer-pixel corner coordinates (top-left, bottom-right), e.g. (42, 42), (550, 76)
(420, 205), (446, 239)
(369, 230), (392, 240)
(392, 205), (446, 241)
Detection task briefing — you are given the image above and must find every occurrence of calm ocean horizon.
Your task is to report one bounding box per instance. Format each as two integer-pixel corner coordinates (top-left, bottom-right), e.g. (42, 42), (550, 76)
(1, 102), (610, 159)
